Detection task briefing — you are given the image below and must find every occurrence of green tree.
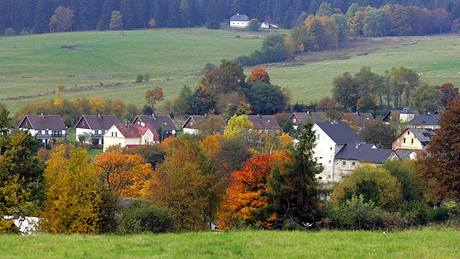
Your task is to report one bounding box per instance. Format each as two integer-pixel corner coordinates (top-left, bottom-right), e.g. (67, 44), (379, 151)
(224, 115), (253, 138)
(248, 19), (261, 31)
(242, 82), (287, 115)
(269, 123), (323, 227)
(359, 120), (396, 149)
(411, 84), (442, 113)
(333, 72), (360, 111)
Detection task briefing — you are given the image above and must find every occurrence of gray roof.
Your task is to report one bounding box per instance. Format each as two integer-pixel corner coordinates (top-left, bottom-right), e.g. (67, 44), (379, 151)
(291, 112), (327, 125)
(335, 143), (394, 164)
(230, 14), (249, 21)
(395, 149), (416, 160)
(316, 121), (362, 144)
(411, 128), (436, 146)
(76, 115), (120, 130)
(19, 115), (66, 130)
(408, 114), (440, 127)
(133, 114), (176, 131)
(247, 115), (281, 130)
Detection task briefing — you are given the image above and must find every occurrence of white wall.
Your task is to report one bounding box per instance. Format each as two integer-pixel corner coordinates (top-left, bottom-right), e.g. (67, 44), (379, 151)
(76, 128), (93, 143)
(312, 124), (338, 183)
(183, 128), (199, 135)
(230, 21), (249, 28)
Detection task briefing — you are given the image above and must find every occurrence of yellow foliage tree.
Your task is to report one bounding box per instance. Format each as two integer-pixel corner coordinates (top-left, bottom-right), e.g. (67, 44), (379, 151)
(41, 146), (102, 233)
(224, 115), (253, 139)
(94, 151), (154, 198)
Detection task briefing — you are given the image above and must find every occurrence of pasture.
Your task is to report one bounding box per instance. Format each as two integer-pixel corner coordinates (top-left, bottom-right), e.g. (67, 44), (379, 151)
(1, 29), (460, 111)
(0, 229), (459, 258)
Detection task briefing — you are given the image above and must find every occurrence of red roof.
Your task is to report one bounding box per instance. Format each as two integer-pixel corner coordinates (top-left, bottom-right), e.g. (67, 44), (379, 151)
(114, 123), (159, 141)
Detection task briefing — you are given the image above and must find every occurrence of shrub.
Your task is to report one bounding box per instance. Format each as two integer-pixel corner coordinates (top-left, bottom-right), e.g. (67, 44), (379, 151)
(136, 74), (144, 83)
(144, 73), (150, 82)
(4, 28), (15, 36)
(0, 219), (20, 234)
(248, 19), (261, 32)
(332, 165), (401, 209)
(117, 199), (176, 234)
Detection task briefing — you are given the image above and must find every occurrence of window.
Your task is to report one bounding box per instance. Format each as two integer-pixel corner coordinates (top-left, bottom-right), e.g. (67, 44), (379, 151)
(328, 160), (331, 164)
(403, 138), (406, 143)
(352, 162), (356, 166)
(330, 147), (333, 150)
(411, 139), (414, 144)
(342, 161), (346, 166)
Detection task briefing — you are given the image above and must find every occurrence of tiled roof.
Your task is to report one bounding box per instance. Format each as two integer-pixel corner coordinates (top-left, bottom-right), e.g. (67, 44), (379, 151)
(77, 115), (120, 130)
(411, 128), (436, 146)
(114, 123), (159, 140)
(230, 14), (249, 21)
(408, 114), (440, 126)
(247, 115), (281, 130)
(19, 115), (66, 130)
(335, 143), (394, 164)
(133, 114), (176, 131)
(291, 112), (327, 125)
(316, 121), (362, 144)
(183, 115), (225, 130)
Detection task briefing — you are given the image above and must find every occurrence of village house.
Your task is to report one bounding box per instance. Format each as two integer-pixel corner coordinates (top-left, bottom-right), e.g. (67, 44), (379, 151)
(131, 114), (177, 139)
(182, 115), (225, 135)
(334, 143), (396, 182)
(75, 114), (120, 145)
(290, 112), (327, 130)
(383, 108), (416, 124)
(247, 115), (281, 134)
(230, 13), (250, 28)
(18, 115), (67, 145)
(312, 121), (363, 183)
(260, 22), (279, 29)
(103, 122), (159, 152)
(407, 114), (440, 130)
(392, 128), (435, 159)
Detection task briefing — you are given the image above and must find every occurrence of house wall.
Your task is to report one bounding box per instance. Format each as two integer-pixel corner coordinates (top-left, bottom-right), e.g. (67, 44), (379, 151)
(103, 127), (125, 151)
(392, 130), (424, 150)
(183, 128), (199, 135)
(141, 130), (156, 144)
(76, 128), (93, 143)
(313, 124), (340, 183)
(230, 21), (249, 28)
(334, 159), (362, 181)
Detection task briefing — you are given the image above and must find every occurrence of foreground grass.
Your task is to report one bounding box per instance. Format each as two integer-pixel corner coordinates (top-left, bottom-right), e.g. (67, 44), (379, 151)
(1, 229), (459, 258)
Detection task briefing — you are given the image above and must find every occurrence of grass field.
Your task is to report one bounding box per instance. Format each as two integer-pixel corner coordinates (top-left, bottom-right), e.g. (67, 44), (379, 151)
(0, 229), (459, 258)
(1, 29), (460, 111)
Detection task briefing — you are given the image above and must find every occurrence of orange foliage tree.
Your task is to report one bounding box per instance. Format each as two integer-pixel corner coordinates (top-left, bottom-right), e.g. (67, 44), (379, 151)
(218, 152), (288, 229)
(94, 151), (154, 198)
(247, 67), (270, 84)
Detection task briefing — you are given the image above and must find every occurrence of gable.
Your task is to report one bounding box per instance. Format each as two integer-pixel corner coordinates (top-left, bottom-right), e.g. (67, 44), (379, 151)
(75, 117), (90, 129)
(18, 117), (32, 129)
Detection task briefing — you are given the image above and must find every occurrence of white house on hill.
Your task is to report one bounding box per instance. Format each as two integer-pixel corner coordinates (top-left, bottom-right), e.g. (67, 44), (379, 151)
(230, 13), (249, 28)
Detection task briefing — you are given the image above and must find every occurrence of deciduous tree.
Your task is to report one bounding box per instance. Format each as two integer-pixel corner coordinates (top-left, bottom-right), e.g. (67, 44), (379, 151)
(49, 6), (74, 32)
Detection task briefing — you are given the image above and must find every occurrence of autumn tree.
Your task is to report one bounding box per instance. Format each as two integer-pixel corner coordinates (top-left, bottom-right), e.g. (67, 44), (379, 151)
(0, 104), (11, 134)
(41, 146), (103, 233)
(224, 115), (253, 139)
(418, 97), (460, 203)
(437, 82), (459, 107)
(145, 87), (165, 110)
(109, 10), (123, 30)
(269, 123), (322, 228)
(247, 67), (270, 84)
(95, 151), (154, 198)
(0, 132), (44, 216)
(49, 6), (74, 32)
(218, 152), (288, 229)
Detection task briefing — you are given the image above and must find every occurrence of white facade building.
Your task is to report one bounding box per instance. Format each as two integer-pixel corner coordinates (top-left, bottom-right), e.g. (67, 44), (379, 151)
(230, 13), (249, 28)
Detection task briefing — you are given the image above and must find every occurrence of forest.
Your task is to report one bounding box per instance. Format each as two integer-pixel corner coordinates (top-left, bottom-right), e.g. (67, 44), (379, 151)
(1, 0), (460, 34)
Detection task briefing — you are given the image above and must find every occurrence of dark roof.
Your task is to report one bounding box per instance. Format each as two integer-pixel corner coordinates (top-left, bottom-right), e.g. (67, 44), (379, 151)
(341, 112), (375, 128)
(335, 143), (394, 164)
(247, 115), (281, 130)
(133, 114), (176, 131)
(395, 149), (416, 160)
(76, 115), (120, 130)
(316, 121), (362, 144)
(113, 123), (159, 140)
(408, 114), (440, 127)
(383, 108), (416, 121)
(290, 112), (327, 125)
(19, 115), (66, 130)
(411, 128), (436, 146)
(182, 115), (225, 130)
(230, 14), (249, 21)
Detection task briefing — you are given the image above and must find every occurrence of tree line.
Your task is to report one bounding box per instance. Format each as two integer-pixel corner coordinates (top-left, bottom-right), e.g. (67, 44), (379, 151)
(2, 0), (460, 35)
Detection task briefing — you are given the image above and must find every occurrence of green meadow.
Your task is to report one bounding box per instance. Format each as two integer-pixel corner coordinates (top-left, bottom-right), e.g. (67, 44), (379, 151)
(0, 229), (459, 258)
(1, 28), (460, 111)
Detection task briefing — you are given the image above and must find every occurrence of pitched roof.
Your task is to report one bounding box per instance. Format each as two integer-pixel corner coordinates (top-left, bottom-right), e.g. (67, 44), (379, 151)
(230, 13), (249, 21)
(408, 114), (440, 127)
(182, 115), (225, 130)
(394, 149), (416, 160)
(316, 121), (362, 144)
(114, 123), (159, 140)
(341, 112), (375, 128)
(19, 115), (66, 130)
(290, 112), (327, 125)
(133, 114), (176, 131)
(76, 115), (120, 130)
(335, 143), (394, 164)
(411, 128), (436, 146)
(247, 115), (281, 130)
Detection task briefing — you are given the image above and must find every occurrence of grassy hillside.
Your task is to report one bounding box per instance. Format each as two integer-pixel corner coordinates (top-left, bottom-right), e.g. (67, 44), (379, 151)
(1, 229), (459, 258)
(0, 29), (264, 110)
(1, 29), (460, 111)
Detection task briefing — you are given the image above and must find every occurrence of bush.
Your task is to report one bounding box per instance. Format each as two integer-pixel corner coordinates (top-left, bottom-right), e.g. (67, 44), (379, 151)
(281, 218), (305, 231)
(144, 73), (150, 82)
(0, 219), (20, 234)
(117, 199), (176, 234)
(4, 28), (15, 36)
(136, 74), (144, 83)
(235, 35), (288, 66)
(248, 19), (261, 32)
(326, 195), (403, 230)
